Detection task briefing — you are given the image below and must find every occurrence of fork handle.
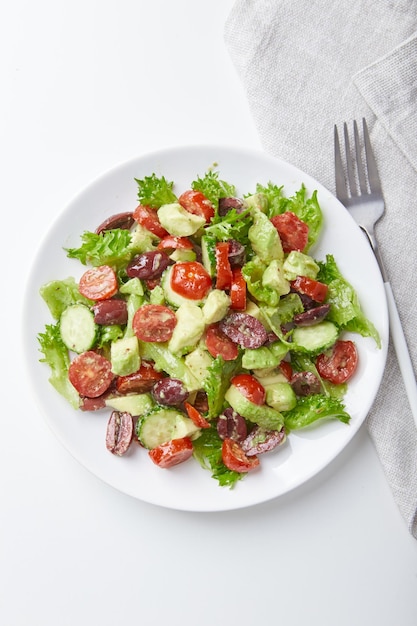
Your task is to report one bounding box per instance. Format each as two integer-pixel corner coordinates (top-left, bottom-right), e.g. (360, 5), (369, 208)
(384, 282), (417, 429)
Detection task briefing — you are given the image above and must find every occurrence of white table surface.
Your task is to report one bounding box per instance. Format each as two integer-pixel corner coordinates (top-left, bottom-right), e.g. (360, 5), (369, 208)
(2, 2), (416, 625)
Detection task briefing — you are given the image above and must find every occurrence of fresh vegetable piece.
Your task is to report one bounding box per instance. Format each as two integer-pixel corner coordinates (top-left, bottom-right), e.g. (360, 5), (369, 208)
(205, 323), (239, 361)
(60, 304), (98, 353)
(222, 438), (260, 473)
(291, 275), (328, 303)
(203, 353), (243, 418)
(132, 204), (169, 238)
(38, 324), (80, 409)
(230, 267), (247, 311)
(116, 361), (164, 394)
(138, 407), (199, 449)
(242, 257), (282, 307)
(247, 182), (285, 216)
(225, 383), (285, 431)
(139, 341), (201, 392)
(156, 236), (193, 251)
(65, 229), (133, 268)
(316, 340), (358, 384)
(40, 277), (92, 320)
(279, 361), (293, 381)
(170, 261), (212, 301)
(184, 402), (211, 428)
(191, 170), (236, 208)
(132, 304), (177, 342)
(149, 437), (194, 468)
(284, 394), (350, 430)
(178, 189), (215, 222)
(282, 186), (322, 250)
(135, 173), (177, 208)
(205, 206), (252, 246)
(68, 351), (113, 398)
(271, 211), (309, 253)
(192, 426), (243, 487)
(231, 373), (266, 406)
(78, 265), (118, 301)
(215, 242), (233, 290)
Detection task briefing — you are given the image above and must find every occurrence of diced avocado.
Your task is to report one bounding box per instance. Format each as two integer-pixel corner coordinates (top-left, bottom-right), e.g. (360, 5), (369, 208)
(149, 285), (165, 305)
(201, 234), (217, 277)
(202, 289), (231, 324)
(225, 384), (284, 431)
(110, 335), (140, 376)
(169, 248), (196, 262)
(245, 299), (263, 320)
(124, 293), (145, 338)
(137, 407), (200, 449)
(158, 202), (205, 236)
(243, 192), (269, 213)
(253, 369), (287, 385)
(139, 340), (201, 391)
(242, 341), (288, 370)
(262, 259), (291, 297)
(248, 210), (283, 262)
(128, 223), (157, 253)
(292, 321), (338, 354)
(168, 302), (205, 355)
(161, 265), (207, 308)
(184, 347), (213, 386)
(283, 251), (320, 281)
(265, 383), (297, 412)
(60, 304), (97, 353)
(105, 392), (155, 416)
(119, 277), (144, 296)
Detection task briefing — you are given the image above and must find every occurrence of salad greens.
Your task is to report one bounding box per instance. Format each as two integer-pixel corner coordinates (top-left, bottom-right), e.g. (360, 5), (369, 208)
(38, 169), (380, 488)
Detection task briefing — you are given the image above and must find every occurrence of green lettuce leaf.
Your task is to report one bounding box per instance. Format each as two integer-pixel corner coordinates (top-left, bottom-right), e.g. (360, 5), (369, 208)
(203, 353), (242, 418)
(135, 173), (177, 208)
(191, 170), (236, 208)
(284, 394), (350, 430)
(65, 229), (133, 268)
(192, 426), (243, 488)
(40, 276), (92, 320)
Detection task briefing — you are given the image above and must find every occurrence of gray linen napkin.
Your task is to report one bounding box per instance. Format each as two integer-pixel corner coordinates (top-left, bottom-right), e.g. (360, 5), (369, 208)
(225, 0), (417, 538)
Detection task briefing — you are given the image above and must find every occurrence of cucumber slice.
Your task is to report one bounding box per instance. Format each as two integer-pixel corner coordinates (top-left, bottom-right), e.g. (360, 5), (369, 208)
(60, 304), (97, 353)
(137, 407), (200, 449)
(292, 321), (338, 354)
(201, 234), (217, 277)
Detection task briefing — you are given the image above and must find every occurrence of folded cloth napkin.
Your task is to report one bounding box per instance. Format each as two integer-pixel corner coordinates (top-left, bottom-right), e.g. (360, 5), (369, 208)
(225, 0), (417, 538)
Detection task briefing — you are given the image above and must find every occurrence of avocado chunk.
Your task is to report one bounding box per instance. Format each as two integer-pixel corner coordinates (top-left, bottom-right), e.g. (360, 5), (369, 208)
(168, 302), (205, 355)
(262, 259), (291, 297)
(265, 383), (297, 412)
(202, 289), (231, 324)
(158, 202), (205, 236)
(105, 392), (155, 416)
(110, 335), (140, 376)
(184, 347), (213, 386)
(225, 384), (284, 431)
(283, 251), (320, 281)
(248, 210), (283, 262)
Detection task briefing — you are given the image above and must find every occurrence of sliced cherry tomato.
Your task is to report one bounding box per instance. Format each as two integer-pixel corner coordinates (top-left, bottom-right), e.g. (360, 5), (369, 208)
(279, 360), (293, 381)
(132, 304), (177, 342)
(291, 275), (328, 303)
(221, 438), (260, 473)
(178, 189), (215, 223)
(78, 265), (118, 301)
(149, 437), (193, 468)
(69, 351), (114, 398)
(231, 373), (265, 406)
(230, 267), (247, 311)
(316, 340), (358, 384)
(156, 236), (193, 251)
(170, 261), (212, 300)
(215, 242), (233, 290)
(205, 323), (239, 361)
(116, 361), (164, 394)
(184, 402), (210, 429)
(271, 211), (309, 253)
(133, 204), (169, 238)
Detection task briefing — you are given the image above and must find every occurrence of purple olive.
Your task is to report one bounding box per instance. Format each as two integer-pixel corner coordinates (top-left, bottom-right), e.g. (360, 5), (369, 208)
(151, 378), (189, 407)
(217, 407), (247, 442)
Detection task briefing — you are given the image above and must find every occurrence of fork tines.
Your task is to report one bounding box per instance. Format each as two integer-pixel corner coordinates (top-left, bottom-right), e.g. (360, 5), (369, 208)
(334, 118), (382, 201)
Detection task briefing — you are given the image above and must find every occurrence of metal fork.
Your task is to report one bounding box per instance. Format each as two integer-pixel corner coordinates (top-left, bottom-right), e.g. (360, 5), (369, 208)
(334, 118), (417, 428)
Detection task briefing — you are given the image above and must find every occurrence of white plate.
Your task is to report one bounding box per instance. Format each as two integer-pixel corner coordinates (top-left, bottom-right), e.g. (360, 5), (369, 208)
(23, 145), (388, 512)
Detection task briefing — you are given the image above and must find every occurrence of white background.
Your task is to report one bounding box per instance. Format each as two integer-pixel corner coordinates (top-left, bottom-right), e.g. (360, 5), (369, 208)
(1, 1), (416, 625)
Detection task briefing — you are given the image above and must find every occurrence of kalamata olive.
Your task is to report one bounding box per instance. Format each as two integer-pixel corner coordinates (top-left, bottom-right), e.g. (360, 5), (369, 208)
(217, 407), (247, 442)
(105, 411), (133, 456)
(227, 239), (246, 267)
(218, 197), (245, 216)
(92, 299), (128, 325)
(151, 377), (189, 406)
(193, 390), (209, 414)
(290, 371), (322, 396)
(126, 251), (172, 280)
(95, 211), (135, 234)
(241, 426), (286, 456)
(219, 312), (268, 348)
(293, 304), (330, 326)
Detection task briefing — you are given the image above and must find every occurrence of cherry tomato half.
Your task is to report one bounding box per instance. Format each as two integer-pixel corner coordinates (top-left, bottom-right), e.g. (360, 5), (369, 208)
(230, 267), (247, 311)
(291, 275), (328, 303)
(132, 304), (177, 343)
(78, 265), (118, 301)
(316, 340), (358, 384)
(184, 402), (211, 429)
(149, 437), (194, 468)
(178, 189), (215, 223)
(271, 211), (309, 253)
(215, 242), (233, 290)
(170, 261), (212, 300)
(205, 323), (239, 361)
(279, 360), (293, 381)
(69, 351), (114, 398)
(116, 361), (164, 394)
(156, 236), (193, 252)
(231, 373), (266, 406)
(133, 204), (169, 238)
(221, 438), (260, 473)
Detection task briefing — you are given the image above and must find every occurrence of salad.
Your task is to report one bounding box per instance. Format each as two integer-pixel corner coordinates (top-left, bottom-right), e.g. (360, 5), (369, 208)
(38, 170), (380, 487)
